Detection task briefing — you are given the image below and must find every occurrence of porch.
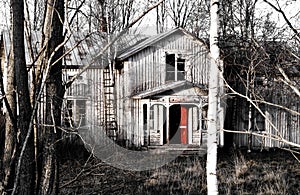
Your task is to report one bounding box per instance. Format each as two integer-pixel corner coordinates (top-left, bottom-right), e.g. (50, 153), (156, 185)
(139, 95), (208, 148)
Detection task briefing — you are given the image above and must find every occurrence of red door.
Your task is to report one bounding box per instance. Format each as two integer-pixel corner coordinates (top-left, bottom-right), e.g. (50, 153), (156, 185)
(180, 106), (188, 144)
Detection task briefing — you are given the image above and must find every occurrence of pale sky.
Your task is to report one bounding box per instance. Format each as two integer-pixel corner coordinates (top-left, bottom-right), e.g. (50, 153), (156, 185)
(1, 0), (299, 35)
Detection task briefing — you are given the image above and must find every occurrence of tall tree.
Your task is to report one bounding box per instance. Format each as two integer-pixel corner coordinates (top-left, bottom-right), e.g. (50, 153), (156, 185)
(207, 0), (222, 194)
(12, 0), (35, 193)
(36, 0), (65, 194)
(1, 0), (35, 194)
(2, 29), (17, 194)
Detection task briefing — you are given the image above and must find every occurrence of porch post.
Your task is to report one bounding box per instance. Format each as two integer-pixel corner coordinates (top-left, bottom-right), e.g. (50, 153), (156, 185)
(166, 98), (170, 145)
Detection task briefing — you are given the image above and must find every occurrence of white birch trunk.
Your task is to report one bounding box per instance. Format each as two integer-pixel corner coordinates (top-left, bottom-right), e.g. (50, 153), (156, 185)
(207, 0), (220, 194)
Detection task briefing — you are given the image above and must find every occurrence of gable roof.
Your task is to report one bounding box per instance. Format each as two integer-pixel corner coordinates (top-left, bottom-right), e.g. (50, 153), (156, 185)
(117, 27), (208, 61)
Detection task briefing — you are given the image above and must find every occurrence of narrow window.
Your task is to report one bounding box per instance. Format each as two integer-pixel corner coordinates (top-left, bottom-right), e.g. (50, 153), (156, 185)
(166, 53), (175, 81)
(253, 105), (265, 131)
(64, 99), (86, 128)
(76, 100), (86, 127)
(64, 100), (74, 127)
(143, 104), (148, 144)
(143, 104), (147, 128)
(177, 57), (185, 80)
(149, 105), (154, 129)
(201, 106), (208, 130)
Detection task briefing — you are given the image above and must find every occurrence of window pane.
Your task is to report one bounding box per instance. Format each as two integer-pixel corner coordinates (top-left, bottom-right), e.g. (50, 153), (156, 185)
(64, 100), (74, 127)
(177, 58), (185, 71)
(166, 54), (175, 81)
(76, 100), (86, 126)
(177, 58), (185, 80)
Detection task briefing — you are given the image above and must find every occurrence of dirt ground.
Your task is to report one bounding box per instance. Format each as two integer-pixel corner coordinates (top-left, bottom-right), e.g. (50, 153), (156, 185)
(60, 146), (300, 195)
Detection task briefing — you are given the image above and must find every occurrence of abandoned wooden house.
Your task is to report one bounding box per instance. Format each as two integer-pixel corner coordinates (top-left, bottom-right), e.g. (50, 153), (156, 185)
(113, 28), (211, 148)
(224, 40), (300, 149)
(1, 27), (300, 150)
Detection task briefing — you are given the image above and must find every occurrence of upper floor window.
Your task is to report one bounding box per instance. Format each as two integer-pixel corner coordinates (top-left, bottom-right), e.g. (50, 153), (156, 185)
(166, 53), (185, 81)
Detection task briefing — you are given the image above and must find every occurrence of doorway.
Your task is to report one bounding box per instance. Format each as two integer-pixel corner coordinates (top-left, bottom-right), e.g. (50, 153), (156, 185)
(168, 105), (188, 144)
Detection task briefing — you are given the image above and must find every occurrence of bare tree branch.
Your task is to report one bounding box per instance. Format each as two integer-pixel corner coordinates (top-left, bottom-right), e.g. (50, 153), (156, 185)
(277, 64), (300, 98)
(223, 129), (300, 148)
(65, 0), (165, 88)
(262, 0), (300, 41)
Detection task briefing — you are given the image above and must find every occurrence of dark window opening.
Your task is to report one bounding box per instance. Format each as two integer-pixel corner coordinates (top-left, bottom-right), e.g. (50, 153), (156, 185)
(166, 53), (185, 81)
(166, 54), (175, 81)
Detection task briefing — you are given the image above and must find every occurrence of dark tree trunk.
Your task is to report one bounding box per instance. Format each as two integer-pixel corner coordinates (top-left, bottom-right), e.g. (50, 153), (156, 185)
(1, 0), (35, 194)
(0, 66), (6, 190)
(3, 37), (17, 195)
(12, 0), (35, 193)
(0, 111), (6, 190)
(37, 0), (64, 194)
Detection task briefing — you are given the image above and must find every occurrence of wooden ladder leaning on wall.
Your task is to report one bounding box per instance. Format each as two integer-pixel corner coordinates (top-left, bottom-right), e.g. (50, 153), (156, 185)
(103, 68), (118, 141)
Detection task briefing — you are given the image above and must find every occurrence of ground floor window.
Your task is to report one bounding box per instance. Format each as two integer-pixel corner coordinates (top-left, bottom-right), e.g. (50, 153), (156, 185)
(63, 99), (87, 129)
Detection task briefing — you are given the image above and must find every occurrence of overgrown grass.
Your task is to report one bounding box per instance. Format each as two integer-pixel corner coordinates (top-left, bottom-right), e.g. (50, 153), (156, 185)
(60, 147), (300, 194)
(137, 156), (207, 194)
(218, 149), (300, 195)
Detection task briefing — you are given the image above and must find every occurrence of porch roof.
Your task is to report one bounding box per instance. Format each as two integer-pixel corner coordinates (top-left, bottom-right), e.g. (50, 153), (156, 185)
(131, 81), (206, 99)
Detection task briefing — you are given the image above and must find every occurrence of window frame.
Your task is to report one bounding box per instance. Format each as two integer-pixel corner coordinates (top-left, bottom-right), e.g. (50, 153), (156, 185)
(165, 52), (186, 82)
(63, 98), (88, 129)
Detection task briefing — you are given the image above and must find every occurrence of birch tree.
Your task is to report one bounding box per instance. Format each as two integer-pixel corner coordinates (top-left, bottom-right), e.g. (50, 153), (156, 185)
(207, 0), (221, 194)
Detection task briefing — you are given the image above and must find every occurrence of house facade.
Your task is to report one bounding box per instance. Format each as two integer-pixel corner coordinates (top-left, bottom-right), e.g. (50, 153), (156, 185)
(113, 28), (211, 148)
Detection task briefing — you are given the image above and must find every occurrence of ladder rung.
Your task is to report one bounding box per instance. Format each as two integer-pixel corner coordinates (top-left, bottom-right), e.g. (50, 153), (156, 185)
(107, 128), (118, 131)
(106, 121), (117, 125)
